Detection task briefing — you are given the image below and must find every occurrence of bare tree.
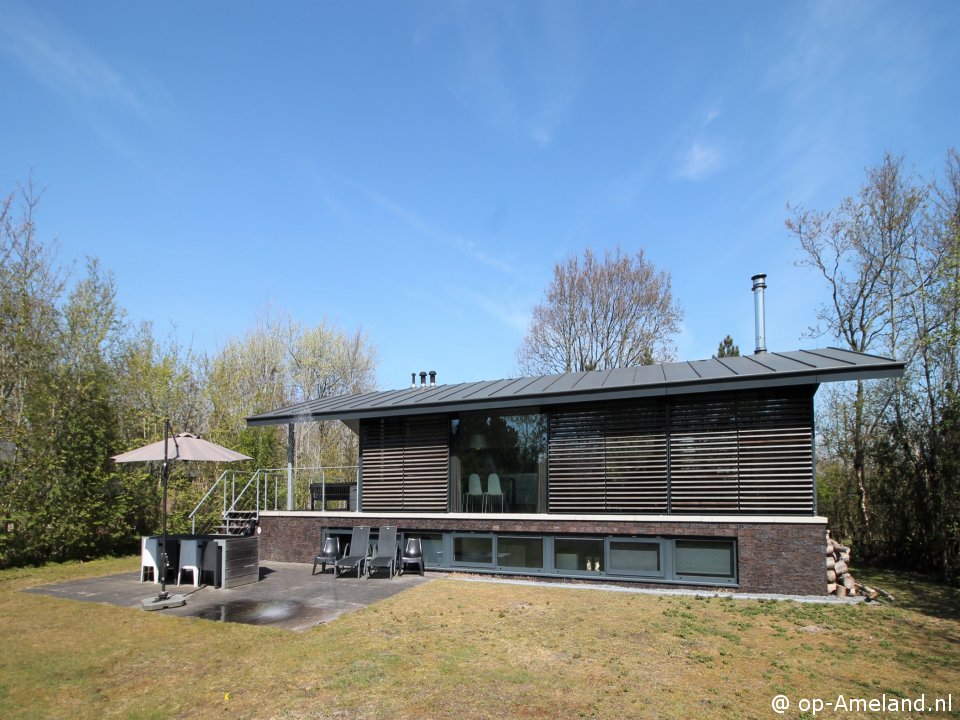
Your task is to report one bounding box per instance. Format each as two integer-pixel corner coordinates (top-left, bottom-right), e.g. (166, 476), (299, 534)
(516, 247), (683, 375)
(788, 153), (926, 539)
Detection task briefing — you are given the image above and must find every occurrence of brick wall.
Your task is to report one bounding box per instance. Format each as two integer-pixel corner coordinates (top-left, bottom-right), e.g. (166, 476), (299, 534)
(257, 514), (827, 595)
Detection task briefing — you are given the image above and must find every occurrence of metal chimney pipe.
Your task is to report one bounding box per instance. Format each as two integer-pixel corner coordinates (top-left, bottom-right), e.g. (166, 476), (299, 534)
(420, 371), (428, 388)
(752, 273), (767, 354)
(411, 372), (416, 389)
(429, 370), (436, 387)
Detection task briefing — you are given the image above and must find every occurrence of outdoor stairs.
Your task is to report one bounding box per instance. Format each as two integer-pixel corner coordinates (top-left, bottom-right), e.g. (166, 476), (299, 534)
(215, 509), (258, 536)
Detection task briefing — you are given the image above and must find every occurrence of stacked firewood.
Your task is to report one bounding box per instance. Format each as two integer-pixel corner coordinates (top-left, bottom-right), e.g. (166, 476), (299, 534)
(825, 533), (857, 596)
(825, 532), (893, 602)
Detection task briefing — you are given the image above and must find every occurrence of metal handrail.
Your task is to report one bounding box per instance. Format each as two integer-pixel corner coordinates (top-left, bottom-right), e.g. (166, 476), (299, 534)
(190, 465), (361, 533)
(224, 469), (262, 517)
(189, 469), (230, 534)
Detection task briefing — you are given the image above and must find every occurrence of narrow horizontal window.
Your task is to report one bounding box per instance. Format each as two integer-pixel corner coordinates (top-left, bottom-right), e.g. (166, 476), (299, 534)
(608, 539), (663, 577)
(674, 539), (736, 579)
(498, 536), (543, 569)
(554, 537), (604, 573)
(453, 535), (494, 566)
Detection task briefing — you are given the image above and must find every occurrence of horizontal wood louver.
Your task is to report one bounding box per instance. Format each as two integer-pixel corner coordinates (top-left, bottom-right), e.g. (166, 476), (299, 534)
(400, 416), (449, 512)
(736, 392), (813, 513)
(548, 409), (606, 512)
(603, 404), (668, 512)
(669, 396), (739, 512)
(547, 389), (814, 515)
(360, 416), (448, 512)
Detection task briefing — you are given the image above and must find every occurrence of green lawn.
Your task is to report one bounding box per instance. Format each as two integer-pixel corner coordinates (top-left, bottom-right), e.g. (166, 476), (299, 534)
(1, 558), (957, 719)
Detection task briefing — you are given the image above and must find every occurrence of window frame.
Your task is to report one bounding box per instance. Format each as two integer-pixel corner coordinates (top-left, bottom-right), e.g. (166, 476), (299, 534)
(605, 537), (666, 578)
(672, 538), (738, 582)
(451, 533), (497, 568)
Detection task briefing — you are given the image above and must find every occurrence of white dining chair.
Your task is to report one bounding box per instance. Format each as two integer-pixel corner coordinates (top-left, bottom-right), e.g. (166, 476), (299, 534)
(487, 473), (505, 512)
(466, 473), (483, 511)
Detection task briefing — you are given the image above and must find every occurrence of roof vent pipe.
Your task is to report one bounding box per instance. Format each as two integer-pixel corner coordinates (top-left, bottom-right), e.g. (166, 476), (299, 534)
(420, 371), (428, 388)
(411, 372), (416, 389)
(752, 273), (767, 354)
(429, 370), (437, 387)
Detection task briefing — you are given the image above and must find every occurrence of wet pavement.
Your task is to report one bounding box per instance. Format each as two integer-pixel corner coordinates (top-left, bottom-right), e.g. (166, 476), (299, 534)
(26, 562), (438, 631)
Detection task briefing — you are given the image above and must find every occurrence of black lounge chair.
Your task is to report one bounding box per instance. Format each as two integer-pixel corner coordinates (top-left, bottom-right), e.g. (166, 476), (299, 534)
(368, 526), (398, 578)
(311, 533), (340, 576)
(398, 536), (424, 576)
(334, 526), (370, 579)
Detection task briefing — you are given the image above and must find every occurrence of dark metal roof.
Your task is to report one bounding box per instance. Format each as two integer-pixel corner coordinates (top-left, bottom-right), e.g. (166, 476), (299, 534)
(245, 348), (904, 427)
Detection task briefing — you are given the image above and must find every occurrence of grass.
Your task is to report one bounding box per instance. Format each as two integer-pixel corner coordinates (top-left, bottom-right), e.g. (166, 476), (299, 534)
(1, 559), (958, 719)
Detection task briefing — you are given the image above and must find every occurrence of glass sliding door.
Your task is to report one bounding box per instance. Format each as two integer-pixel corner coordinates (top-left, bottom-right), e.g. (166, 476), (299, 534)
(451, 411), (546, 513)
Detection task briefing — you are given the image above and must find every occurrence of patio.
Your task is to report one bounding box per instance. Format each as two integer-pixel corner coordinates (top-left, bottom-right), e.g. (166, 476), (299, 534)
(26, 561), (438, 632)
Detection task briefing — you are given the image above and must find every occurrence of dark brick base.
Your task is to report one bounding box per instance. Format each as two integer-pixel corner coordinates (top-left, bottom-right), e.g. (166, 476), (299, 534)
(257, 514), (828, 595)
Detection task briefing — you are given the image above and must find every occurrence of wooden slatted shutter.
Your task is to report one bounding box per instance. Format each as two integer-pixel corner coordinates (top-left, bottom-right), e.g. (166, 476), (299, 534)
(360, 416), (449, 512)
(546, 389), (813, 515)
(736, 391), (813, 513)
(668, 396), (740, 512)
(401, 416), (449, 511)
(548, 409), (606, 512)
(360, 418), (404, 512)
(604, 403), (668, 512)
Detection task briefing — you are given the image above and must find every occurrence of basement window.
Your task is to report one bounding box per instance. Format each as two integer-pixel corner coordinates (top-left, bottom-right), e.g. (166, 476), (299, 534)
(607, 539), (664, 578)
(674, 539), (736, 581)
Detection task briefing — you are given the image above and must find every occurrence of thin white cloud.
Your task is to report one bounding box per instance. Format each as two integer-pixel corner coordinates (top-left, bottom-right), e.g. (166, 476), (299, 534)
(0, 4), (171, 124)
(457, 287), (530, 333)
(677, 140), (723, 181)
(343, 178), (515, 275)
(440, 3), (583, 148)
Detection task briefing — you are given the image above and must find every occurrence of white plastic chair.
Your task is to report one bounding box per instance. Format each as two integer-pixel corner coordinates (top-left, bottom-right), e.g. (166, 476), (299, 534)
(141, 536), (160, 583)
(177, 538), (201, 587)
(487, 473), (505, 512)
(466, 473), (483, 512)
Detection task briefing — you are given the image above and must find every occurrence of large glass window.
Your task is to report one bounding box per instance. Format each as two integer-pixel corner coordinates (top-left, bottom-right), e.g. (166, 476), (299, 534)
(451, 411), (546, 513)
(498, 536), (544, 569)
(674, 539), (736, 579)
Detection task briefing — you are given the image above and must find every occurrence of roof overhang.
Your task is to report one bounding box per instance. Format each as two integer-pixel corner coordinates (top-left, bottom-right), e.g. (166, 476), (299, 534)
(246, 348), (905, 428)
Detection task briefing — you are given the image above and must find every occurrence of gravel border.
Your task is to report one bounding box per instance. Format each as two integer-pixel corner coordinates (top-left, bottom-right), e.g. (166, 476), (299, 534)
(452, 573), (865, 604)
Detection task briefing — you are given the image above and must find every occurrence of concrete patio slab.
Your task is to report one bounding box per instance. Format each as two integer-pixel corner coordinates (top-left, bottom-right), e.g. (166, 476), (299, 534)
(25, 561), (438, 632)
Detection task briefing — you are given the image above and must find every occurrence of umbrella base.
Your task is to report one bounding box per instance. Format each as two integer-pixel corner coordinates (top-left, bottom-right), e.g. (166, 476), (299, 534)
(141, 592), (187, 611)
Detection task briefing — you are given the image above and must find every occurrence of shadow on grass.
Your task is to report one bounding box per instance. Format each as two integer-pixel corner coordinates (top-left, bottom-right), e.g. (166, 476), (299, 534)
(857, 566), (960, 621)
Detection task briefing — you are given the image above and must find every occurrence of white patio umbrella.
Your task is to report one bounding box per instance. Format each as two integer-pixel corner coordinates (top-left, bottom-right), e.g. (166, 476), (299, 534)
(113, 421), (252, 610)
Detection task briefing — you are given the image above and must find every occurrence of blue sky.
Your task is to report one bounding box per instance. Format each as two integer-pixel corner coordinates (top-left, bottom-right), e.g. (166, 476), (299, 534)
(2, 0), (958, 389)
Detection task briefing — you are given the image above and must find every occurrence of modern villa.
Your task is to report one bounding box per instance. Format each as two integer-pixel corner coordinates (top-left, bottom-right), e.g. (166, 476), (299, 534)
(246, 345), (903, 595)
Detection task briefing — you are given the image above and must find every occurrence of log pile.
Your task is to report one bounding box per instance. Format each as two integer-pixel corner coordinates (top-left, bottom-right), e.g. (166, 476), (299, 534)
(824, 532), (893, 602)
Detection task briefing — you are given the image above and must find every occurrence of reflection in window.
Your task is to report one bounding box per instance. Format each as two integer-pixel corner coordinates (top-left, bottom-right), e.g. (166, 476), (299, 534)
(454, 535), (494, 565)
(498, 536), (544, 569)
(674, 540), (736, 578)
(554, 537), (604, 573)
(419, 533), (444, 568)
(609, 540), (661, 575)
(451, 411), (546, 513)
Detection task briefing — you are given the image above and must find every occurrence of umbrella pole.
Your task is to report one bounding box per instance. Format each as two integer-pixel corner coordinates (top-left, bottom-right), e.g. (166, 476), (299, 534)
(142, 419), (186, 610)
(159, 418), (170, 599)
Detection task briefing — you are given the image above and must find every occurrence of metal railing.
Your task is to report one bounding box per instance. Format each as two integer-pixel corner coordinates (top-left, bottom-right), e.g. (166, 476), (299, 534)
(189, 465), (359, 533)
(255, 465), (359, 511)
